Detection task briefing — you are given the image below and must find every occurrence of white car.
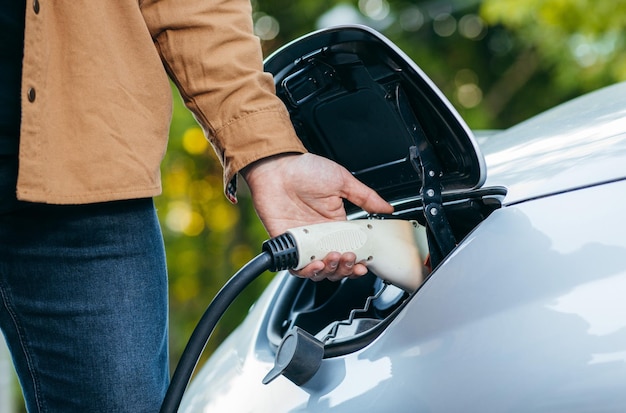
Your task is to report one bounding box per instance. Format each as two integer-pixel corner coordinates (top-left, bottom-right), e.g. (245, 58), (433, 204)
(175, 25), (626, 413)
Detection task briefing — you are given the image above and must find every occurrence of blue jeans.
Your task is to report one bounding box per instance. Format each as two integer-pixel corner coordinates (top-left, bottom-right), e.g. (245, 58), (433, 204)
(0, 199), (169, 412)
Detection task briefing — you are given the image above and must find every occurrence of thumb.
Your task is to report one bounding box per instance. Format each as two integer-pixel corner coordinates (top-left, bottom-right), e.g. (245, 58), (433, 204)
(341, 170), (394, 214)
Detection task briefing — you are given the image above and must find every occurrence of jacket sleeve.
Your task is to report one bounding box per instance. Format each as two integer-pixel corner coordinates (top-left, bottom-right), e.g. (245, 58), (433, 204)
(139, 0), (306, 202)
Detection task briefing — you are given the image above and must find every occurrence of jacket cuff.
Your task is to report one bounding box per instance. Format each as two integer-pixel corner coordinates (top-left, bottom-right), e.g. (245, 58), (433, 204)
(213, 107), (307, 203)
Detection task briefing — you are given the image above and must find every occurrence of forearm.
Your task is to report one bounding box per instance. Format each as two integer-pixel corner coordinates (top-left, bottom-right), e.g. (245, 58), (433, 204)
(140, 0), (305, 194)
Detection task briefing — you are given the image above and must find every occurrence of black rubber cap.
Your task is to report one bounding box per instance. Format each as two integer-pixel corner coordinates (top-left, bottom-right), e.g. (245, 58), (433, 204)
(262, 327), (324, 386)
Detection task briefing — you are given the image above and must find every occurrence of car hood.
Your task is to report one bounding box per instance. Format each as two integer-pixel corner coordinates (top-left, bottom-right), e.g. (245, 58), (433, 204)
(264, 25), (486, 213)
(481, 81), (626, 205)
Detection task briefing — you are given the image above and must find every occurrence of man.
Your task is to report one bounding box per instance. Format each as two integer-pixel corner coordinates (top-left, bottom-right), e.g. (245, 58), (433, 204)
(0, 1), (392, 412)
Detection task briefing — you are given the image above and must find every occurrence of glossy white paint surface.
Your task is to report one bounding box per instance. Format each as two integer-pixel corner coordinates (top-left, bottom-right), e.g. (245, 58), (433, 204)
(481, 82), (626, 205)
(184, 178), (626, 412)
(182, 81), (626, 413)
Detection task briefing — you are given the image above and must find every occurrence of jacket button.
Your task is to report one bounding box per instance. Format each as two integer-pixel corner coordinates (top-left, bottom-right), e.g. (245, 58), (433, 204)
(33, 0), (40, 14)
(27, 88), (36, 102)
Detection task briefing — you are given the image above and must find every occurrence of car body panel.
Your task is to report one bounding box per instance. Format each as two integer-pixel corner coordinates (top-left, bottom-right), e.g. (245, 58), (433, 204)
(481, 82), (626, 205)
(179, 26), (626, 413)
(182, 178), (626, 412)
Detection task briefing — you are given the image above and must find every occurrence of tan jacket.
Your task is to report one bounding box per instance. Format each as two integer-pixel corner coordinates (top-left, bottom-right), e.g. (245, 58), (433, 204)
(19, 0), (306, 204)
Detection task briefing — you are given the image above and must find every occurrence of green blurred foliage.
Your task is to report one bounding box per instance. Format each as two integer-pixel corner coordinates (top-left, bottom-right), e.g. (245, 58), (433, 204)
(159, 0), (625, 374)
(482, 0), (626, 97)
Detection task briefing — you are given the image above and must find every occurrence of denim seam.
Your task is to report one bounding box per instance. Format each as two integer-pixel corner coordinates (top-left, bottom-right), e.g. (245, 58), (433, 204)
(0, 281), (45, 413)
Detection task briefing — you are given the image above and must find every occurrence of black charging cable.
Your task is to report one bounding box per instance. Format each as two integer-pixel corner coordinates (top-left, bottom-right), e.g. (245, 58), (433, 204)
(159, 233), (299, 413)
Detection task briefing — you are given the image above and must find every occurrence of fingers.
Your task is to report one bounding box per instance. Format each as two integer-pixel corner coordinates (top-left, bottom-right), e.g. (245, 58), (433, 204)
(243, 153), (394, 237)
(292, 252), (369, 282)
(340, 169), (394, 215)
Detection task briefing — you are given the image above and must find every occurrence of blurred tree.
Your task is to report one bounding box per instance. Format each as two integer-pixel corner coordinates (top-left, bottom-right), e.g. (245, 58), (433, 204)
(482, 0), (626, 91)
(482, 0), (625, 125)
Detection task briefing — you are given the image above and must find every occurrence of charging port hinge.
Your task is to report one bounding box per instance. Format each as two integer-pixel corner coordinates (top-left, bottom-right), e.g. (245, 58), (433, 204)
(409, 146), (456, 266)
(394, 84), (456, 266)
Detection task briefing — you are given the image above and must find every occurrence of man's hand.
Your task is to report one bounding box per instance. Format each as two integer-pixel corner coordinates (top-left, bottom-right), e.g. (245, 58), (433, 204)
(242, 153), (394, 281)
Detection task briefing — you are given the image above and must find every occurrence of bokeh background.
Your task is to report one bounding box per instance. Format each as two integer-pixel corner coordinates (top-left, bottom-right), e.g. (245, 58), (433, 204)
(3, 0), (625, 411)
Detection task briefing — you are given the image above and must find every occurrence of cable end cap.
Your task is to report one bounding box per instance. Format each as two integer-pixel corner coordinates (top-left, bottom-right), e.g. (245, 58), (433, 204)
(262, 233), (299, 272)
(262, 327), (324, 386)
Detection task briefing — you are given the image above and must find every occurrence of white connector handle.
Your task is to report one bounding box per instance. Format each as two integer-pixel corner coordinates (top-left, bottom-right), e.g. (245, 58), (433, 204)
(287, 219), (428, 292)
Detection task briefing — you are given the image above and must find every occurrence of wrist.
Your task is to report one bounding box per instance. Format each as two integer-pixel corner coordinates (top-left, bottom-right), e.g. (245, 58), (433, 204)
(241, 152), (302, 183)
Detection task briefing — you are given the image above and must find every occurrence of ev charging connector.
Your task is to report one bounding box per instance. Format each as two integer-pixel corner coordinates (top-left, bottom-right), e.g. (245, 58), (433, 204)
(284, 219), (427, 292)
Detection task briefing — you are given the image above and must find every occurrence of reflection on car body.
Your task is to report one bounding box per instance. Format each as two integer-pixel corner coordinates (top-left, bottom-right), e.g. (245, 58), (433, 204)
(180, 25), (626, 413)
